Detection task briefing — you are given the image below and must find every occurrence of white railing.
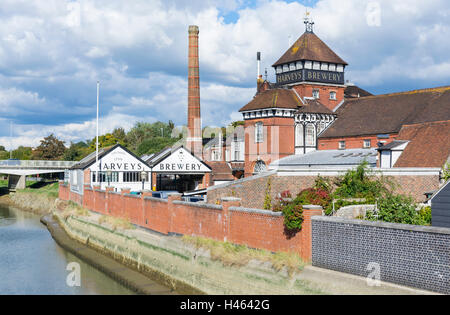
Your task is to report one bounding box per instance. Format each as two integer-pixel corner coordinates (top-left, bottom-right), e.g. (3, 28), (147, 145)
(0, 160), (77, 168)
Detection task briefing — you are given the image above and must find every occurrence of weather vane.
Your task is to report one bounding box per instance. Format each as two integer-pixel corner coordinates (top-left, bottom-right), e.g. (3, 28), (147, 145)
(304, 9), (314, 33)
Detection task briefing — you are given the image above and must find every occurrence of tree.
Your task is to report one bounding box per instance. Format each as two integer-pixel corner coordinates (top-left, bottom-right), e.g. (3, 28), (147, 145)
(12, 146), (33, 160)
(137, 137), (178, 156)
(126, 121), (176, 153)
(112, 127), (127, 143)
(88, 133), (124, 151)
(64, 141), (91, 161)
(32, 134), (67, 160)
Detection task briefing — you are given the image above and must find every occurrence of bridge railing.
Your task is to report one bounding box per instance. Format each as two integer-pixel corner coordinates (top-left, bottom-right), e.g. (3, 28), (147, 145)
(0, 160), (77, 168)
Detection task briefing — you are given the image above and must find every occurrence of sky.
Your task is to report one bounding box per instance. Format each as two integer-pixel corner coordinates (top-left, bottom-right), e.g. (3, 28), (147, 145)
(0, 0), (449, 150)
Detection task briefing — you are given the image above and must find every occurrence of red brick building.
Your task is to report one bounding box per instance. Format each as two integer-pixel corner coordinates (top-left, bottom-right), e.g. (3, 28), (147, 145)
(239, 18), (450, 177)
(240, 19), (356, 177)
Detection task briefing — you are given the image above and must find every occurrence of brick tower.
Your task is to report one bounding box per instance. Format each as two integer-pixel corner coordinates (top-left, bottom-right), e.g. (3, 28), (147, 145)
(187, 25), (202, 158)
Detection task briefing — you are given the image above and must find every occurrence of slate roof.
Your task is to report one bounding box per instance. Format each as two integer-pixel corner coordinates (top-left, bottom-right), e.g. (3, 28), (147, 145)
(270, 148), (377, 168)
(320, 86), (450, 139)
(273, 31), (347, 67)
(393, 121), (450, 168)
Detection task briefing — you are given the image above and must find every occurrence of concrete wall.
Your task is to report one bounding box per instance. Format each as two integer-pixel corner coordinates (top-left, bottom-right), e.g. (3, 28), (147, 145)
(312, 216), (450, 294)
(59, 182), (322, 261)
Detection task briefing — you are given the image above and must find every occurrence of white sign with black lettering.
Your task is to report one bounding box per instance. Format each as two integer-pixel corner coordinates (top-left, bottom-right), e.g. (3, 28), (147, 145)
(153, 147), (211, 173)
(90, 146), (151, 172)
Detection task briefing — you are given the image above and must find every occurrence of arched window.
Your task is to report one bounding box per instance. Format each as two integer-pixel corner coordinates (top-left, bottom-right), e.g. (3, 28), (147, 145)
(295, 124), (304, 147)
(254, 160), (267, 174)
(305, 124), (316, 147)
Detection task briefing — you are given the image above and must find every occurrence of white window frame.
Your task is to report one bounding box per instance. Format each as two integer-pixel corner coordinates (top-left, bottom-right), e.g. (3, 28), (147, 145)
(305, 124), (316, 147)
(295, 124), (304, 147)
(312, 89), (320, 99)
(363, 139), (371, 149)
(255, 122), (264, 143)
(330, 91), (337, 100)
(339, 141), (346, 150)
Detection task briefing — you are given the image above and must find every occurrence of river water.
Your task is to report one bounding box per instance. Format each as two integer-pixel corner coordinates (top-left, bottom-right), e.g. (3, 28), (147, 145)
(0, 204), (135, 295)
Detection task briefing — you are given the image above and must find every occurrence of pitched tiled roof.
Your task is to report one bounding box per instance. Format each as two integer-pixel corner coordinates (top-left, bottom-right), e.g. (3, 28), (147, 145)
(239, 88), (302, 112)
(273, 32), (347, 67)
(344, 85), (373, 98)
(320, 86), (450, 138)
(207, 161), (235, 181)
(393, 121), (450, 168)
(296, 99), (334, 115)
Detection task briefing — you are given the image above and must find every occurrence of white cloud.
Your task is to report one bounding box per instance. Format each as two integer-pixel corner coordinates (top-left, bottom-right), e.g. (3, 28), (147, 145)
(1, 0), (450, 149)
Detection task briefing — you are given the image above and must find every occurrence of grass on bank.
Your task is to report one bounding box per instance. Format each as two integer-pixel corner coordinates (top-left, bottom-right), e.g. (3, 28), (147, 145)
(182, 235), (306, 277)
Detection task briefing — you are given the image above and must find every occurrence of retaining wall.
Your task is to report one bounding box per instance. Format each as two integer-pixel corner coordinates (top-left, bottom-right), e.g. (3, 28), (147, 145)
(312, 216), (450, 294)
(59, 182), (322, 261)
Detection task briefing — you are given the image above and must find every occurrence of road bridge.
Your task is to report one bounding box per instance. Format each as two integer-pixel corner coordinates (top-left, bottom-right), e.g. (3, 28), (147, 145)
(0, 160), (76, 190)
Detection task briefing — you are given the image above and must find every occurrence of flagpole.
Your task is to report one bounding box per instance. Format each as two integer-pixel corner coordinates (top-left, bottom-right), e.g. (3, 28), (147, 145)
(96, 81), (100, 163)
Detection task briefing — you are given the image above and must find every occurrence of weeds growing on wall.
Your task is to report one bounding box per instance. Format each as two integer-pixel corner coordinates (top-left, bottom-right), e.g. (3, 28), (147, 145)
(273, 161), (429, 226)
(366, 194), (431, 226)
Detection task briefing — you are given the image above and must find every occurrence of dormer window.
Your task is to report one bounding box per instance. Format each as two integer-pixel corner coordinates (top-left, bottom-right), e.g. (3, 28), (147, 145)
(313, 89), (320, 99)
(330, 91), (337, 100)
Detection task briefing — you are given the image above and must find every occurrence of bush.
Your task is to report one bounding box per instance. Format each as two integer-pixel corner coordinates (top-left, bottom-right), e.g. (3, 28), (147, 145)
(366, 194), (429, 226)
(294, 187), (332, 210)
(333, 161), (390, 200)
(282, 203), (304, 232)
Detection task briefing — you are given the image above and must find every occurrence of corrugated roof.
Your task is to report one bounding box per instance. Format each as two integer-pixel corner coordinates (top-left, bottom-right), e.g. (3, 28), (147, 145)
(270, 148), (377, 168)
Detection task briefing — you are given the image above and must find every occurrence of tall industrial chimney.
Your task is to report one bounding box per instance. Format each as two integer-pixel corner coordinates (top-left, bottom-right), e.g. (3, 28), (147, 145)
(187, 25), (202, 157)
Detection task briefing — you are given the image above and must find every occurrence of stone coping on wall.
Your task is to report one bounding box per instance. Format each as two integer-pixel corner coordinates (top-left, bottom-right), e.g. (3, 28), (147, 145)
(207, 170), (277, 191)
(229, 207), (283, 217)
(275, 167), (441, 177)
(172, 200), (222, 210)
(143, 196), (168, 203)
(312, 216), (450, 235)
(124, 194), (141, 199)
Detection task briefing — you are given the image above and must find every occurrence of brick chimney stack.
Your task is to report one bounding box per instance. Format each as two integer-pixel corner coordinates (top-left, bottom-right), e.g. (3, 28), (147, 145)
(187, 25), (202, 157)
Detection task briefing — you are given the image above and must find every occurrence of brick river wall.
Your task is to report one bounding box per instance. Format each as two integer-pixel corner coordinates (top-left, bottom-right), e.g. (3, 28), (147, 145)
(59, 182), (322, 261)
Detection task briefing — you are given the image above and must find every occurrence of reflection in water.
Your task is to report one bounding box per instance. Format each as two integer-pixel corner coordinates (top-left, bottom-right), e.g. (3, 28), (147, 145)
(0, 204), (135, 295)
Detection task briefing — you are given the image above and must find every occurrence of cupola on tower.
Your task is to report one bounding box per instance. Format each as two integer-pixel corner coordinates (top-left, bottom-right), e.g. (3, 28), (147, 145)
(272, 14), (348, 111)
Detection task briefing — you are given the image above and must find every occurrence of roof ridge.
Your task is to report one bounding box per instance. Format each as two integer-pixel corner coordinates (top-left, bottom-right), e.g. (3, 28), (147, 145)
(346, 85), (450, 101)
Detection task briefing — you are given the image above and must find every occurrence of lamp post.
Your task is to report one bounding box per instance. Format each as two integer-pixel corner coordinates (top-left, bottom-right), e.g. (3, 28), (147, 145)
(141, 171), (147, 191)
(106, 170), (112, 188)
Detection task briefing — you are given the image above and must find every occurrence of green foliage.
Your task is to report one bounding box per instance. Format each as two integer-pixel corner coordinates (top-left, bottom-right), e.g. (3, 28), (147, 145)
(126, 121), (175, 153)
(418, 206), (432, 226)
(0, 148), (9, 160)
(263, 178), (272, 210)
(63, 141), (91, 161)
(295, 186), (332, 210)
(89, 133), (124, 150)
(137, 137), (179, 156)
(366, 194), (429, 225)
(443, 163), (450, 182)
(11, 146), (33, 160)
(32, 134), (66, 160)
(282, 203), (304, 232)
(334, 161), (390, 199)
